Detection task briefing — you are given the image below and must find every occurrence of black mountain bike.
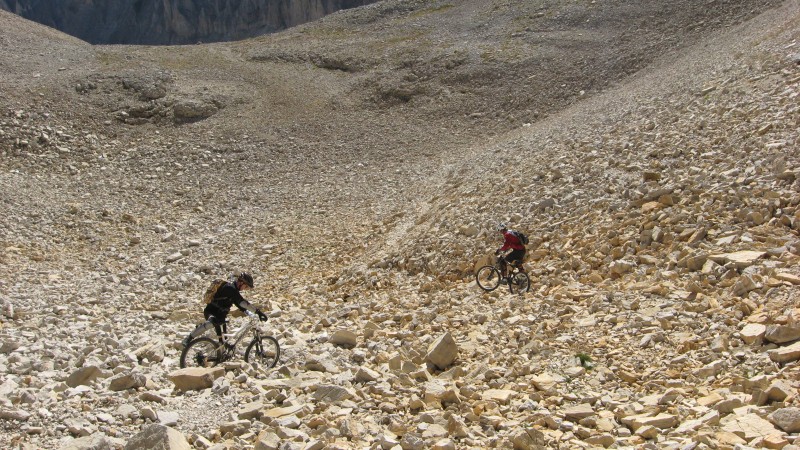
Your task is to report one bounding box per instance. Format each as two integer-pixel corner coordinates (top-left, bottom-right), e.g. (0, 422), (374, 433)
(180, 313), (280, 371)
(476, 255), (531, 294)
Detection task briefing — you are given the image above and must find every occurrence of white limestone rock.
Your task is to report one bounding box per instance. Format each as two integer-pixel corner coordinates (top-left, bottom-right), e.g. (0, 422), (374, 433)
(167, 367), (224, 391)
(425, 332), (458, 370)
(764, 325), (800, 344)
(312, 384), (353, 403)
(108, 372), (147, 392)
(66, 366), (103, 388)
(721, 413), (780, 442)
(740, 323), (767, 345)
(329, 329), (358, 347)
(124, 424), (190, 450)
(768, 341), (800, 364)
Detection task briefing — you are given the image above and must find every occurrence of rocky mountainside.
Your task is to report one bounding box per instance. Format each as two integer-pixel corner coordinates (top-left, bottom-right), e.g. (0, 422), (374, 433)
(0, 0), (799, 449)
(0, 0), (379, 44)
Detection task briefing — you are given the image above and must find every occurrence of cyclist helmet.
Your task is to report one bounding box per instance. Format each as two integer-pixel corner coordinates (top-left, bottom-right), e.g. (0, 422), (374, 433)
(237, 271), (254, 288)
(497, 222), (508, 231)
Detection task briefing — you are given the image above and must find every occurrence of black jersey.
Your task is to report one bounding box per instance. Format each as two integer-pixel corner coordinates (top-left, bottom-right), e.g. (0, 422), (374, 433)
(204, 282), (249, 319)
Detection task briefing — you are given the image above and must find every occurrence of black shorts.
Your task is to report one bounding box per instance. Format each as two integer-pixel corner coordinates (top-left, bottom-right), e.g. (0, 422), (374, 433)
(203, 304), (229, 323)
(203, 306), (228, 336)
(505, 249), (525, 264)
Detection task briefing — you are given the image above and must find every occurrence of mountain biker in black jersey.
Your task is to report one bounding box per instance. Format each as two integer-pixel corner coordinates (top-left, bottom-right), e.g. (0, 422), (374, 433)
(182, 271), (268, 348)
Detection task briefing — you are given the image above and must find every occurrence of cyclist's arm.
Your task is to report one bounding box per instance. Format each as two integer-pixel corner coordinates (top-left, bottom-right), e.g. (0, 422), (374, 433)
(235, 298), (258, 314)
(498, 231), (513, 252)
(240, 299), (269, 321)
(226, 287), (257, 314)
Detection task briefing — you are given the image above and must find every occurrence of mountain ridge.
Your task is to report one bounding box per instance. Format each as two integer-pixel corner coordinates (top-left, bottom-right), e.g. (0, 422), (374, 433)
(0, 0), (798, 448)
(0, 0), (379, 44)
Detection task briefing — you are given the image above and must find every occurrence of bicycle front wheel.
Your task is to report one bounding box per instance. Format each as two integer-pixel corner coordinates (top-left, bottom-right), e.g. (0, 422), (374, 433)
(245, 335), (280, 369)
(509, 271), (530, 294)
(476, 266), (501, 291)
(180, 337), (221, 369)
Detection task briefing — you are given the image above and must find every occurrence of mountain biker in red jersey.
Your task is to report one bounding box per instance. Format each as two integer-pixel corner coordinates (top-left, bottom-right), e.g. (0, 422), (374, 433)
(182, 272), (268, 347)
(495, 223), (526, 281)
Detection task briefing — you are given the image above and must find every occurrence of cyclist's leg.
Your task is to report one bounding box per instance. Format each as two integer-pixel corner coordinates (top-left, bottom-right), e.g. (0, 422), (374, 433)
(507, 249), (524, 272)
(518, 250), (527, 272)
(184, 318), (215, 347)
(498, 255), (508, 277)
(494, 256), (507, 284)
(209, 315), (226, 345)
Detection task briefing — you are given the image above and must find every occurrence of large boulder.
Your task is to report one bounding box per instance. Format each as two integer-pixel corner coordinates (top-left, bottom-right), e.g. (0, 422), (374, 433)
(768, 341), (800, 364)
(312, 384), (353, 403)
(108, 372), (147, 391)
(740, 323), (766, 345)
(425, 332), (458, 370)
(769, 407), (800, 433)
(511, 428), (546, 450)
(172, 99), (219, 122)
(124, 424), (190, 450)
(66, 366), (102, 388)
(764, 325), (800, 344)
(721, 413), (780, 441)
(134, 340), (166, 363)
(167, 367), (225, 391)
(329, 329), (358, 347)
(59, 433), (114, 450)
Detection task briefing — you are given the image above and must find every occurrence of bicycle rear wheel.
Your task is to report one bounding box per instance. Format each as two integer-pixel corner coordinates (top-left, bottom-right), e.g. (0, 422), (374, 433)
(509, 271), (530, 294)
(180, 337), (221, 368)
(245, 335), (280, 370)
(476, 265), (502, 291)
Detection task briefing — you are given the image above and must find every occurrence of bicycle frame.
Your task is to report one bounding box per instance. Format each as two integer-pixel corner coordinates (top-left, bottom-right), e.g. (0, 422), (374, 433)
(496, 255), (523, 278)
(476, 256), (531, 294)
(219, 316), (260, 358)
(181, 313), (279, 370)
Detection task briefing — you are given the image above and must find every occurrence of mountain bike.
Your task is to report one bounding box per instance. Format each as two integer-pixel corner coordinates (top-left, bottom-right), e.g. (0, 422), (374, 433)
(476, 255), (530, 294)
(179, 312), (280, 371)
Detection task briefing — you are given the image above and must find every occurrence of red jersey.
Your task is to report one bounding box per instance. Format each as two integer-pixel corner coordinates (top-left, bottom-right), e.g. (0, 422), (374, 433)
(500, 230), (526, 252)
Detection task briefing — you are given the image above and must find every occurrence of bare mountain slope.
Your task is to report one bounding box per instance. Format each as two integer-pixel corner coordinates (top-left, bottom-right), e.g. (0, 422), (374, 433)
(0, 0), (799, 449)
(0, 9), (93, 87)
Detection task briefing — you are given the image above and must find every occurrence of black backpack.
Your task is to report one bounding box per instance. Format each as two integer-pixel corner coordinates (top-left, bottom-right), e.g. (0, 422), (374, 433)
(511, 230), (529, 245)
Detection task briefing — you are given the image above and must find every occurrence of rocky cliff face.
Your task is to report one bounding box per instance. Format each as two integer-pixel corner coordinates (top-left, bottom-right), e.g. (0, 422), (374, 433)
(0, 0), (378, 44)
(2, 0), (799, 448)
